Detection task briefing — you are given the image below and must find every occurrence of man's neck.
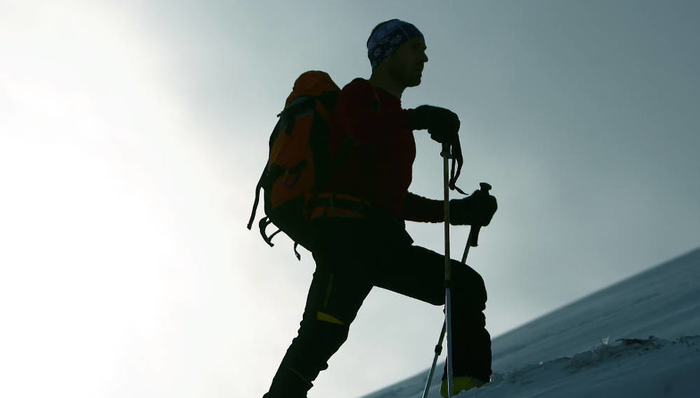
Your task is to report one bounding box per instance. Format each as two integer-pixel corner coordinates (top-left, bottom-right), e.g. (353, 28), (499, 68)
(369, 74), (405, 100)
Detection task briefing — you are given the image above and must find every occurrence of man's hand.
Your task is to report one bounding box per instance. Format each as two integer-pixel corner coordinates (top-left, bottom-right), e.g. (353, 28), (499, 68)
(412, 105), (460, 145)
(450, 189), (497, 226)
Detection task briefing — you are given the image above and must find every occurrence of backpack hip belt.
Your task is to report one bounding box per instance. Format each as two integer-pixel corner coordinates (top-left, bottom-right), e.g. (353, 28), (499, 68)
(309, 193), (372, 220)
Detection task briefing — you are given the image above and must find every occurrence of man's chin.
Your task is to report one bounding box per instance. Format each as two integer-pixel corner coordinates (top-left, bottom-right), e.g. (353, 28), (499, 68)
(406, 74), (422, 87)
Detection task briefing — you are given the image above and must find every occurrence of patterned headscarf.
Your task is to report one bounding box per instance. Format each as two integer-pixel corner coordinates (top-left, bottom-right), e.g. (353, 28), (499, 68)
(367, 19), (424, 70)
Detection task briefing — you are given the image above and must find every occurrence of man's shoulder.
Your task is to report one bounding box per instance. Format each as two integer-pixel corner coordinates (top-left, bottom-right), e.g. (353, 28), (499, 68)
(341, 77), (370, 91)
(340, 78), (382, 101)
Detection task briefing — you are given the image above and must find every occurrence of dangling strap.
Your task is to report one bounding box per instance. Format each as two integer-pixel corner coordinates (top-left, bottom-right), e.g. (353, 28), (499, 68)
(293, 242), (301, 261)
(248, 163), (288, 249)
(259, 216), (303, 260)
(448, 139), (467, 195)
(258, 217), (281, 247)
(247, 167), (267, 230)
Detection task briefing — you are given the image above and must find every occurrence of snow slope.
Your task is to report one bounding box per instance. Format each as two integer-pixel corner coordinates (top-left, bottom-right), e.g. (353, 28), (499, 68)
(361, 247), (700, 398)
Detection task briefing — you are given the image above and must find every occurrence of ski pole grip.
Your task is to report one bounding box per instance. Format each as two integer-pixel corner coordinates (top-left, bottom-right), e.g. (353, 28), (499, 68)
(441, 142), (451, 158)
(467, 183), (493, 247)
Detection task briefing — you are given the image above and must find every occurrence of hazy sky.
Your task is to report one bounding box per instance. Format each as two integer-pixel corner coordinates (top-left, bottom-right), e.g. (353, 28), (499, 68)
(1, 1), (698, 398)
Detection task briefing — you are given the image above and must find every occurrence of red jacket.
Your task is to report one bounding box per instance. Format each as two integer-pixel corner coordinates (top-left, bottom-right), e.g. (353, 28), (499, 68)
(328, 79), (442, 222)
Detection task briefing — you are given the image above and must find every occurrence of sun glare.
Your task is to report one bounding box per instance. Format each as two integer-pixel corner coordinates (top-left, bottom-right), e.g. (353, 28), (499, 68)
(1, 2), (238, 397)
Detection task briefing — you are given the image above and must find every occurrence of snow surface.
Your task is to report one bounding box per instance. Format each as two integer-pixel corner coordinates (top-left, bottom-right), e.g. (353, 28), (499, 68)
(361, 247), (700, 398)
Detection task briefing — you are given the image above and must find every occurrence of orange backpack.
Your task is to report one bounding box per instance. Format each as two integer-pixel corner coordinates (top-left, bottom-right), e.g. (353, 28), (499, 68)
(247, 71), (341, 258)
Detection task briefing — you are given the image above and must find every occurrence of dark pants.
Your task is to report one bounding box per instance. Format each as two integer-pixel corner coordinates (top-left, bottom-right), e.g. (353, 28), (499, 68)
(263, 218), (492, 398)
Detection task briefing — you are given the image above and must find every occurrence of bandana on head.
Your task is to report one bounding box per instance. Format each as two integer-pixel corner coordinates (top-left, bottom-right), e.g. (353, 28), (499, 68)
(367, 19), (424, 70)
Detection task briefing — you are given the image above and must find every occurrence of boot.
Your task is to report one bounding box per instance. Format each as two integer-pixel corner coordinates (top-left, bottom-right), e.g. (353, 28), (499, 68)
(440, 375), (487, 397)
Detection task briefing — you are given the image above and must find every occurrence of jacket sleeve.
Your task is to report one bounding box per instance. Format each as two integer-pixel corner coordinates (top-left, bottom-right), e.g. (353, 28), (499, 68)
(335, 80), (414, 144)
(401, 192), (444, 223)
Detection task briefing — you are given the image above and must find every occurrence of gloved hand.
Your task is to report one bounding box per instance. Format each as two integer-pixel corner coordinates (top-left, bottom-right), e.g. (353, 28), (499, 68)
(450, 189), (497, 226)
(412, 105), (460, 145)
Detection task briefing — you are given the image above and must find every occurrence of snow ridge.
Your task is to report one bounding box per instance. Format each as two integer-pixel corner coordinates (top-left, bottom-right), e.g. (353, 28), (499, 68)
(478, 336), (700, 398)
(360, 247), (700, 398)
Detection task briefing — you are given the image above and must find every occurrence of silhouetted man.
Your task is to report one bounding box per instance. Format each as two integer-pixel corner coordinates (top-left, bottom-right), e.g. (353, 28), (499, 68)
(263, 19), (497, 398)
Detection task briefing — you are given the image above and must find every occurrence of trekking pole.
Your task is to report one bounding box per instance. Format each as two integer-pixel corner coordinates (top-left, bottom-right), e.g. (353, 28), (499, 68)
(442, 142), (456, 398)
(421, 180), (492, 398)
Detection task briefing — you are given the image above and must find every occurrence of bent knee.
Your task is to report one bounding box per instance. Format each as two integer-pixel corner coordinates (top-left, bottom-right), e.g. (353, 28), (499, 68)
(452, 262), (488, 303)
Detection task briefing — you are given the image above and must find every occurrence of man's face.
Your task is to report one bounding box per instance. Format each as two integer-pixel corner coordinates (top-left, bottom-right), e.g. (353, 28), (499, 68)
(385, 36), (429, 88)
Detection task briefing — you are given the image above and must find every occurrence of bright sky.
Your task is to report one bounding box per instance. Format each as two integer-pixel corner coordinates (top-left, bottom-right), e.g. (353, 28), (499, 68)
(1, 1), (698, 398)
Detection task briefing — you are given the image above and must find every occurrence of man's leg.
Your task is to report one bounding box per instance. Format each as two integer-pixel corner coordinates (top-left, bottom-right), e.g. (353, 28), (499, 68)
(373, 244), (492, 381)
(263, 224), (373, 398)
(447, 259), (492, 381)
